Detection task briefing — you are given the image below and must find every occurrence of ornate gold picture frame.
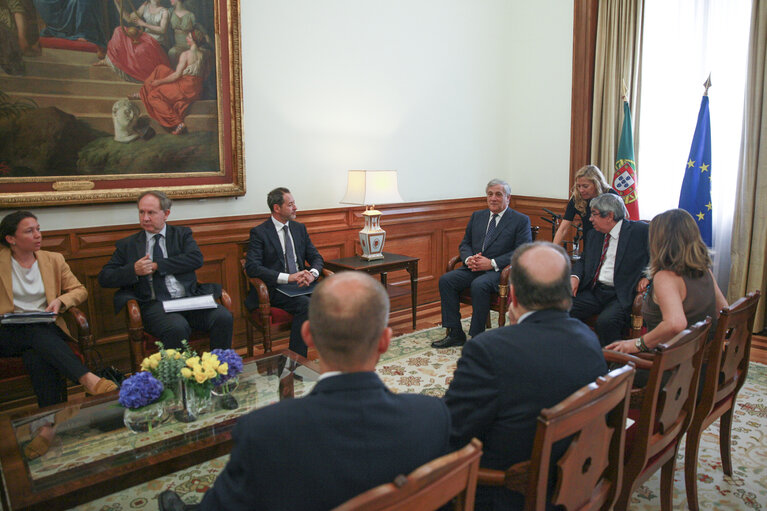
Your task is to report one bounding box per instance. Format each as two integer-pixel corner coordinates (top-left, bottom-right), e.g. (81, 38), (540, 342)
(0, 0), (244, 207)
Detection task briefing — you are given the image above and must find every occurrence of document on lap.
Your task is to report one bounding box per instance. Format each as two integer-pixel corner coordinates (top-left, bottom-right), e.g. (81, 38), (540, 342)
(1, 312), (57, 324)
(276, 282), (317, 297)
(162, 295), (217, 313)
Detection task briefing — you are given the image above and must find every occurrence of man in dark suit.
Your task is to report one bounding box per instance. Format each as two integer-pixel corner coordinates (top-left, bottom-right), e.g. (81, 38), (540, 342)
(98, 190), (232, 351)
(244, 187), (324, 356)
(444, 242), (608, 510)
(433, 179), (531, 348)
(569, 193), (650, 345)
(158, 271), (452, 511)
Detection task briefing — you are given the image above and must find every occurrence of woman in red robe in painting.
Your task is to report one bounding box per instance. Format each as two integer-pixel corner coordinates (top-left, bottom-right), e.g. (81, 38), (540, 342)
(103, 0), (170, 82)
(136, 27), (209, 135)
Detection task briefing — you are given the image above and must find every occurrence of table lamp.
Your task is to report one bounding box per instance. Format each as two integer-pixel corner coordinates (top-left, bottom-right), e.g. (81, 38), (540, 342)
(340, 170), (404, 260)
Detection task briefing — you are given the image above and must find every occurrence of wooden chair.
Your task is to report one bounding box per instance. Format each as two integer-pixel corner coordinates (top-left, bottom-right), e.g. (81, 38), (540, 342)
(603, 318), (711, 511)
(0, 307), (94, 407)
(477, 364), (636, 511)
(237, 241), (332, 356)
(445, 226), (539, 329)
(125, 291), (233, 373)
(332, 438), (483, 511)
(684, 291), (761, 511)
(237, 241), (294, 356)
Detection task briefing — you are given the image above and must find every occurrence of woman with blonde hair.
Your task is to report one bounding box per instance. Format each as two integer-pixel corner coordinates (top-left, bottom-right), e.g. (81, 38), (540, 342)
(606, 208), (727, 354)
(553, 165), (617, 249)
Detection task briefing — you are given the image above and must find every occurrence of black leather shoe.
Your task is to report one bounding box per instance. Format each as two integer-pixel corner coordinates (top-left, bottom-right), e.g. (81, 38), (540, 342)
(158, 490), (199, 511)
(431, 329), (466, 349)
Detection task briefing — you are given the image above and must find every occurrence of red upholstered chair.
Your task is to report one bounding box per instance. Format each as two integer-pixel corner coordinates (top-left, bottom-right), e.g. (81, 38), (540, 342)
(477, 364), (636, 511)
(0, 307), (93, 406)
(237, 241), (292, 356)
(332, 438), (483, 511)
(684, 291), (761, 511)
(126, 291), (233, 373)
(445, 226), (539, 329)
(603, 318), (711, 511)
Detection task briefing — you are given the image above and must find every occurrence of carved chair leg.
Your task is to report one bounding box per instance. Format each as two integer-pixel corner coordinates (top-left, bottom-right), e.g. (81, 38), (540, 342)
(245, 320), (254, 357)
(660, 454), (676, 511)
(685, 424), (703, 511)
(719, 409), (735, 476)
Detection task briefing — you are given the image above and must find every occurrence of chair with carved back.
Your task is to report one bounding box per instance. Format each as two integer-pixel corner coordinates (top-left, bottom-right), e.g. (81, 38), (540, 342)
(237, 240), (293, 356)
(445, 226), (539, 329)
(684, 291), (761, 511)
(125, 291), (233, 373)
(0, 307), (93, 407)
(603, 318), (711, 511)
(237, 241), (332, 356)
(476, 364), (635, 511)
(332, 438), (483, 511)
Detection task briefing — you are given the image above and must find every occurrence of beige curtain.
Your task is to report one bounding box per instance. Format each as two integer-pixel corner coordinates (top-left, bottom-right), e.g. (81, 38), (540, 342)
(590, 0), (644, 183)
(728, 0), (767, 333)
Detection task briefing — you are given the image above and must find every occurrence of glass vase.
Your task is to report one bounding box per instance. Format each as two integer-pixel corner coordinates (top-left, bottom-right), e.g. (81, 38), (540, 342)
(174, 381), (212, 423)
(123, 402), (164, 433)
(212, 377), (239, 410)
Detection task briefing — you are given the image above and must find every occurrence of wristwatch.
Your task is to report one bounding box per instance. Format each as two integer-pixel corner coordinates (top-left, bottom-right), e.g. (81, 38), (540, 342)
(634, 338), (643, 352)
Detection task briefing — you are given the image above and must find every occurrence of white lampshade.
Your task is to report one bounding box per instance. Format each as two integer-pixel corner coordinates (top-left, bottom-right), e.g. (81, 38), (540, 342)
(340, 170), (404, 206)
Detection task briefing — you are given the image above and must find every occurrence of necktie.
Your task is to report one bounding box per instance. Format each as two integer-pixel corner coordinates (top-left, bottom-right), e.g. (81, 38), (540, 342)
(283, 225), (298, 274)
(152, 234), (171, 300)
(482, 214), (499, 251)
(590, 233), (611, 288)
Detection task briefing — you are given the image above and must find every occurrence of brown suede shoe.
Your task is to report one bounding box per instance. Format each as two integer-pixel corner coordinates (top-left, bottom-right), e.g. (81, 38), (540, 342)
(88, 377), (118, 395)
(23, 433), (50, 460)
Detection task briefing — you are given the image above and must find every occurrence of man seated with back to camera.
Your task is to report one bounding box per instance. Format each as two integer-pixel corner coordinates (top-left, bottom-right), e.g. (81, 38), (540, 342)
(444, 242), (608, 510)
(569, 193), (650, 345)
(158, 271), (451, 511)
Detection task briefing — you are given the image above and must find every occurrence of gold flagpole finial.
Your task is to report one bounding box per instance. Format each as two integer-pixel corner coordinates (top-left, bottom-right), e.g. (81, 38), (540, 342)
(703, 73), (712, 96)
(622, 79), (628, 102)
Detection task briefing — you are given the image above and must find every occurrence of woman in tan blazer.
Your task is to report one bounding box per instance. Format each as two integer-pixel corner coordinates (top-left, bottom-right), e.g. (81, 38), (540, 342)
(0, 211), (117, 459)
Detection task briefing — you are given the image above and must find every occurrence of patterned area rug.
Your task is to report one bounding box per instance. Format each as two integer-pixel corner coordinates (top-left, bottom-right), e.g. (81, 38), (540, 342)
(71, 321), (767, 510)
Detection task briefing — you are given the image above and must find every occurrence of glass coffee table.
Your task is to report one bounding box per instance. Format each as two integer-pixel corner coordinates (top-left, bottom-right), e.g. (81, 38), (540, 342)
(0, 350), (319, 510)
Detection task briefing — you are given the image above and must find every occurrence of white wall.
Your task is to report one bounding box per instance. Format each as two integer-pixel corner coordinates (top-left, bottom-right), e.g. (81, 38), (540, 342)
(32, 0), (574, 231)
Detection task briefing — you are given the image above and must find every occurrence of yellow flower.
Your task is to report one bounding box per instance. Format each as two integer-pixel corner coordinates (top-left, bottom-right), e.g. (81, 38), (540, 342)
(217, 362), (229, 375)
(165, 349), (178, 357)
(180, 367), (192, 378)
(186, 356), (200, 368)
(194, 371), (207, 384)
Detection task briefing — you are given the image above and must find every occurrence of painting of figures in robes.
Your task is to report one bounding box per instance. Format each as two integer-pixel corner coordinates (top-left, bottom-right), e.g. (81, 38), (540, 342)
(0, 0), (244, 207)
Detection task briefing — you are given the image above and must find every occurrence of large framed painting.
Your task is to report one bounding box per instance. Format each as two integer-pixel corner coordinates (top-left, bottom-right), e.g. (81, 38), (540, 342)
(0, 0), (244, 207)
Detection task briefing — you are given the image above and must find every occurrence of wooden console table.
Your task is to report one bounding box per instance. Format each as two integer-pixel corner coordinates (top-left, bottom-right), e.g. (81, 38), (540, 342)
(323, 253), (419, 329)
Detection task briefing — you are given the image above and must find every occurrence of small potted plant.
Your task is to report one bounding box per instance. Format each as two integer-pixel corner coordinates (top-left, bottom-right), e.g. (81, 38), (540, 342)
(175, 350), (228, 422)
(118, 372), (169, 433)
(210, 348), (244, 409)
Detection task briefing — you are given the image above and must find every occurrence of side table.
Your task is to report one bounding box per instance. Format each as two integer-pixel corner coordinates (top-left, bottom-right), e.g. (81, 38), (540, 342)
(323, 252), (419, 329)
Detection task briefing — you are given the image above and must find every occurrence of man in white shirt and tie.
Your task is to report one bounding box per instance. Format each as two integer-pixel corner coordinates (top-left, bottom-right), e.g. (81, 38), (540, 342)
(98, 190), (233, 351)
(433, 179), (532, 348)
(245, 187), (324, 356)
(569, 193), (650, 345)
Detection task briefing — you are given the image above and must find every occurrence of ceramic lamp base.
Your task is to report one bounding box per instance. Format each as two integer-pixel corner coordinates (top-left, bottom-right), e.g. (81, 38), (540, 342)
(359, 207), (386, 260)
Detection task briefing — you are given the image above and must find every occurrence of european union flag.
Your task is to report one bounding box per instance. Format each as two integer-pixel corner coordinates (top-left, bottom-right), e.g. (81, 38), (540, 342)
(679, 95), (712, 246)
